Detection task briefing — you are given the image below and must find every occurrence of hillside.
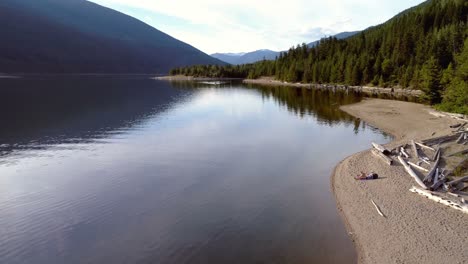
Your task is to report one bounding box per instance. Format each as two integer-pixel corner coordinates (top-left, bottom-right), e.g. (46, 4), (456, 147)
(0, 0), (225, 74)
(172, 0), (468, 114)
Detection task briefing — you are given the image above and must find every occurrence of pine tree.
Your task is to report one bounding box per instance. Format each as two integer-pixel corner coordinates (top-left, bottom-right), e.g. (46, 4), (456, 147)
(438, 39), (468, 114)
(421, 57), (442, 104)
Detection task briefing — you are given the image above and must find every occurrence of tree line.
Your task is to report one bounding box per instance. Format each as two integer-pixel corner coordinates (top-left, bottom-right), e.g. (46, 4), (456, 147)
(170, 0), (468, 114)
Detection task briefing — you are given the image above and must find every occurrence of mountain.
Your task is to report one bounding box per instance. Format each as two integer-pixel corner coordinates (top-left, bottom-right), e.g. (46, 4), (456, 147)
(213, 32), (360, 65)
(0, 0), (225, 74)
(307, 31), (360, 47)
(211, 49), (280, 65)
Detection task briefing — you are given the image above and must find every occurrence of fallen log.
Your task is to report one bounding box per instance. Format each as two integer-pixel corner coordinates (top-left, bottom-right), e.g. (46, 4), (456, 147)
(398, 156), (427, 189)
(372, 142), (390, 155)
(447, 148), (468, 157)
(423, 150), (441, 183)
(430, 174), (447, 191)
(408, 161), (429, 172)
(409, 186), (468, 214)
(400, 147), (410, 158)
(422, 134), (460, 146)
(433, 168), (439, 184)
(447, 192), (463, 200)
(447, 176), (468, 189)
(432, 147), (441, 161)
(411, 140), (419, 160)
(415, 141), (435, 152)
(456, 133), (465, 144)
(457, 123), (467, 131)
(371, 149), (393, 166)
(419, 158), (431, 165)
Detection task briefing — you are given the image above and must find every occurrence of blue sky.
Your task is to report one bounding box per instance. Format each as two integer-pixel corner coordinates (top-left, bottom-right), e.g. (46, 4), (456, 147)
(89, 0), (426, 54)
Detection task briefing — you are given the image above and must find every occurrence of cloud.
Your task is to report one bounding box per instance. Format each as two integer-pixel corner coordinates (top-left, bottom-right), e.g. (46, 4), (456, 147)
(89, 0), (426, 53)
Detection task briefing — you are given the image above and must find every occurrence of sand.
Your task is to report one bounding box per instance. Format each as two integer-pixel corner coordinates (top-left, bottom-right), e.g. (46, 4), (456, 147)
(333, 98), (468, 264)
(243, 77), (423, 97)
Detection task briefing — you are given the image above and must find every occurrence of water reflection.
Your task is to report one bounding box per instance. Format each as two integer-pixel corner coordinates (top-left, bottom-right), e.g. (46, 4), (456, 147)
(0, 77), (391, 264)
(0, 77), (194, 159)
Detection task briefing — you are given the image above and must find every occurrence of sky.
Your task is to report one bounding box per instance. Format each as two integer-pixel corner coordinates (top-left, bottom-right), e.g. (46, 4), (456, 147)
(89, 0), (426, 54)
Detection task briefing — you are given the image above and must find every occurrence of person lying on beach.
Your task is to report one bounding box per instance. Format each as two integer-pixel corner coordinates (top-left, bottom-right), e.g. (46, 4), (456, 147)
(355, 171), (379, 180)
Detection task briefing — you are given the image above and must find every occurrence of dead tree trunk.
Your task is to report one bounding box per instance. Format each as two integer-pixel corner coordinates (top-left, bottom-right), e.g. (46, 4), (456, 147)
(372, 142), (390, 155)
(398, 156), (427, 189)
(447, 176), (468, 189)
(411, 140), (419, 160)
(423, 150), (441, 183)
(415, 141), (435, 152)
(408, 161), (429, 172)
(409, 187), (468, 214)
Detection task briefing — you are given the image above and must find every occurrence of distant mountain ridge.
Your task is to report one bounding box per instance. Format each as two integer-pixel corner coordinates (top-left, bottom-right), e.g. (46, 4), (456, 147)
(0, 0), (225, 73)
(212, 31), (360, 65)
(211, 49), (280, 65)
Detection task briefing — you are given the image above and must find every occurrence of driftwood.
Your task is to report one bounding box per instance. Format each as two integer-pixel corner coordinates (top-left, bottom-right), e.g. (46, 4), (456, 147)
(447, 176), (468, 189)
(415, 141), (435, 152)
(372, 142), (390, 155)
(456, 133), (465, 144)
(423, 150), (441, 183)
(447, 148), (468, 157)
(371, 199), (386, 218)
(398, 156), (427, 189)
(422, 134), (460, 146)
(457, 123), (467, 131)
(432, 147), (441, 161)
(419, 158), (431, 165)
(400, 147), (410, 158)
(409, 186), (468, 214)
(411, 140), (419, 160)
(371, 149), (393, 166)
(433, 168), (439, 184)
(408, 161), (429, 172)
(430, 174), (447, 191)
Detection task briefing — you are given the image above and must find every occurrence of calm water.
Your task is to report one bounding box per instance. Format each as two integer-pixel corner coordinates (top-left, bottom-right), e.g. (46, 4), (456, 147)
(0, 77), (390, 264)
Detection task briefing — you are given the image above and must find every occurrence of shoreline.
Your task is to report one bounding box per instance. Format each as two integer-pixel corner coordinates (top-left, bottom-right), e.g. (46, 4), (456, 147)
(154, 75), (243, 81)
(243, 77), (423, 97)
(157, 75), (423, 97)
(332, 98), (467, 263)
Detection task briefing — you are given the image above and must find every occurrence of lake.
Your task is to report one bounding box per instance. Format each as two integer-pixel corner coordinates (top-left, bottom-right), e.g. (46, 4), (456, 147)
(0, 76), (390, 264)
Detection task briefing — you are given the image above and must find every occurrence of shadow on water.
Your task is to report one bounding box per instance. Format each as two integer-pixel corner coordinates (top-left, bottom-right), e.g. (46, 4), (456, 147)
(0, 76), (194, 157)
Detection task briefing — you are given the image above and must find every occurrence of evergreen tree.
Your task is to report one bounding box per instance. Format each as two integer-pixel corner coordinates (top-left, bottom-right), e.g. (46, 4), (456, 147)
(421, 57), (442, 104)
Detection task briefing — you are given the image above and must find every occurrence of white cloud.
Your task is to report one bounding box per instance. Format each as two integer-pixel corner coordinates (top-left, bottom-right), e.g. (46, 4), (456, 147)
(89, 0), (426, 54)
